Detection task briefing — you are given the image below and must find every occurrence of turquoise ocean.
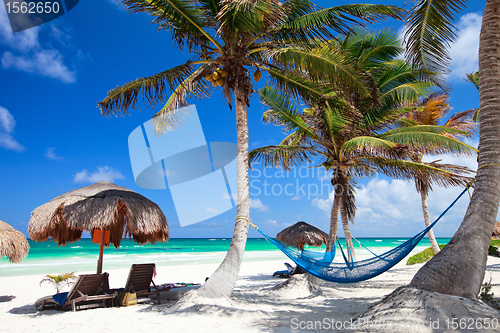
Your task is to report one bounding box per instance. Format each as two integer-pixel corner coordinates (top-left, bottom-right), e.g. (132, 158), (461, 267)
(0, 237), (451, 277)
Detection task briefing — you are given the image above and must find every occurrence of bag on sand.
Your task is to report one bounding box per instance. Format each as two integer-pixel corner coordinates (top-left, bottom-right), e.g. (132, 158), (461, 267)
(117, 285), (137, 306)
(121, 292), (137, 306)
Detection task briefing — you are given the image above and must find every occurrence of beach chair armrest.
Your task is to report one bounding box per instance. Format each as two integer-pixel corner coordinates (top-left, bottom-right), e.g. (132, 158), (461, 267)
(86, 294), (115, 301)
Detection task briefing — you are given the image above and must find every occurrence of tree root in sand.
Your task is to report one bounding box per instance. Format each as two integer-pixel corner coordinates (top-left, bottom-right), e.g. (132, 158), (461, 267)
(266, 274), (322, 299)
(356, 285), (500, 332)
(169, 290), (236, 311)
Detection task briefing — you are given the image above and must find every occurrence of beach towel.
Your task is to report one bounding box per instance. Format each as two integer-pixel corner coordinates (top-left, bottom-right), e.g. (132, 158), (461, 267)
(52, 292), (69, 306)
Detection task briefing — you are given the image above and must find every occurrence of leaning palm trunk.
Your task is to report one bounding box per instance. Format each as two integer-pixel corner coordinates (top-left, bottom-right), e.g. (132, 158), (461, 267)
(326, 192), (341, 251)
(196, 84), (250, 299)
(419, 188), (441, 254)
(411, 0), (500, 299)
(339, 200), (357, 262)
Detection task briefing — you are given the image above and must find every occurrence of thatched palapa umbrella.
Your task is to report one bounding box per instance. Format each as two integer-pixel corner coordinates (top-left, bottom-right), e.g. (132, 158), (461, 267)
(277, 221), (328, 249)
(29, 181), (169, 273)
(493, 221), (500, 238)
(0, 220), (30, 263)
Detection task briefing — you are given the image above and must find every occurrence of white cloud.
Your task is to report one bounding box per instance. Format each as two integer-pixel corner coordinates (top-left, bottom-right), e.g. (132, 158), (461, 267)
(45, 147), (63, 160)
(422, 138), (478, 172)
(74, 166), (124, 183)
(0, 132), (24, 151)
(291, 195), (303, 201)
(449, 13), (482, 80)
(2, 50), (76, 83)
(311, 191), (334, 212)
(0, 106), (24, 152)
(222, 192), (237, 201)
(351, 176), (480, 236)
(0, 6), (76, 83)
(0, 105), (15, 133)
(267, 219), (277, 225)
(0, 11), (39, 52)
(206, 207), (219, 214)
(250, 198), (269, 212)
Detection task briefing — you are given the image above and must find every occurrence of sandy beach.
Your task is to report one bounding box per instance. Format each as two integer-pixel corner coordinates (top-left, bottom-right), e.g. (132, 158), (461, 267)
(1, 250), (499, 333)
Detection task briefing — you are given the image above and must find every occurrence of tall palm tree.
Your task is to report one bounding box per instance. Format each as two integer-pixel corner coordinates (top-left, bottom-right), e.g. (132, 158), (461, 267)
(250, 30), (475, 261)
(405, 0), (500, 299)
(97, 0), (405, 300)
(407, 92), (477, 254)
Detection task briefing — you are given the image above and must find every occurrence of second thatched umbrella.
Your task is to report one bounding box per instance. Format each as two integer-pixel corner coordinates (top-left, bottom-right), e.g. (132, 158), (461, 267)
(28, 181), (169, 273)
(0, 220), (30, 263)
(493, 221), (500, 238)
(276, 221), (328, 249)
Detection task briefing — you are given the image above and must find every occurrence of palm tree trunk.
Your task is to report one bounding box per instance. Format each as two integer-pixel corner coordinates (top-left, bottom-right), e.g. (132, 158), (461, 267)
(420, 188), (440, 254)
(196, 83), (250, 299)
(411, 0), (500, 299)
(326, 191), (341, 251)
(339, 199), (357, 262)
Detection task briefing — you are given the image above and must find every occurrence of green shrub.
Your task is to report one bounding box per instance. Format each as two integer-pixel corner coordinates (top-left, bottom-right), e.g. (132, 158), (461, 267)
(480, 278), (500, 310)
(489, 239), (500, 257)
(406, 244), (446, 265)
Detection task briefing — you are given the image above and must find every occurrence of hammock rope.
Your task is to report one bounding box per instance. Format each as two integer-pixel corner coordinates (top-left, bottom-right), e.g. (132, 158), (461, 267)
(246, 184), (472, 283)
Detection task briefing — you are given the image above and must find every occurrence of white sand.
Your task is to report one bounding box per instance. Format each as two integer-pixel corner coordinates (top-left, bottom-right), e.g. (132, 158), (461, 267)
(1, 252), (499, 333)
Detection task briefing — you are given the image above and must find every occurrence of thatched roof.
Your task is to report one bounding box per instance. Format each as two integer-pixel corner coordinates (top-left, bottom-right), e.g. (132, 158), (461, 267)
(276, 221), (329, 248)
(0, 220), (30, 263)
(28, 181), (169, 248)
(493, 221), (500, 237)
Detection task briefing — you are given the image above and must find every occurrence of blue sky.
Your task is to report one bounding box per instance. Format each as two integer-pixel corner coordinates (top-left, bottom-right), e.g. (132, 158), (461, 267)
(0, 0), (490, 240)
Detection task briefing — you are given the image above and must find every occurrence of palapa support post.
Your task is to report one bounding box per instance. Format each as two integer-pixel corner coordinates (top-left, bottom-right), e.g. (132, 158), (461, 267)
(97, 228), (105, 274)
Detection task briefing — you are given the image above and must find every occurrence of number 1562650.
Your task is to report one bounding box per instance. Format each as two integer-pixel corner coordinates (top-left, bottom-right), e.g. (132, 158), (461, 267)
(5, 2), (60, 14)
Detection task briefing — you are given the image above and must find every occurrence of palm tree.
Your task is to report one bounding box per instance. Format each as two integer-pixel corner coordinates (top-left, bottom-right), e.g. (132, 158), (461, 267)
(407, 92), (477, 254)
(97, 0), (405, 300)
(405, 0), (500, 299)
(250, 30), (475, 261)
(39, 272), (76, 293)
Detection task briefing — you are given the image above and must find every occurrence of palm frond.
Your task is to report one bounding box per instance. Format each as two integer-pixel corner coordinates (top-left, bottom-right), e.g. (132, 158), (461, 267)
(443, 108), (479, 137)
(249, 145), (316, 171)
(123, 0), (221, 51)
(265, 68), (333, 102)
(381, 130), (477, 156)
(404, 0), (467, 89)
(198, 0), (222, 19)
(465, 71), (479, 90)
(321, 105), (349, 143)
(268, 44), (371, 98)
(259, 86), (318, 140)
(151, 66), (213, 133)
(274, 4), (404, 43)
(99, 62), (197, 116)
(406, 91), (450, 126)
(361, 157), (470, 188)
(414, 159), (473, 193)
(378, 82), (432, 106)
(341, 28), (403, 67)
(342, 136), (398, 154)
(217, 0), (287, 37)
(381, 124), (466, 136)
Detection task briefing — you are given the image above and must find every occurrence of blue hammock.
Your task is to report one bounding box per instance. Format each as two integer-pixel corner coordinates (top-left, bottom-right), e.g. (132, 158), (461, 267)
(252, 187), (469, 283)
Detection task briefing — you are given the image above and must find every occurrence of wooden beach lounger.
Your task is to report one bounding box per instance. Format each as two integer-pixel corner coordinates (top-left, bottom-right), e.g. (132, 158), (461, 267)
(35, 273), (115, 312)
(123, 263), (162, 304)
